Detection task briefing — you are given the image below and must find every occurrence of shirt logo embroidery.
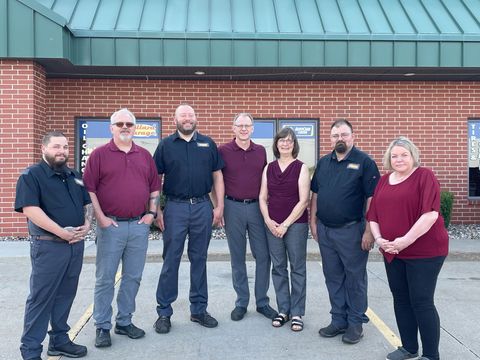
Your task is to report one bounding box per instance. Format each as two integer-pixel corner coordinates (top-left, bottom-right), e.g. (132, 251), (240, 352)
(347, 163), (360, 170)
(197, 142), (210, 148)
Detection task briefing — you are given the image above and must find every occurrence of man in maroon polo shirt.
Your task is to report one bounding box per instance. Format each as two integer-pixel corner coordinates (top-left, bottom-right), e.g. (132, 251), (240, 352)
(83, 108), (160, 348)
(219, 113), (277, 321)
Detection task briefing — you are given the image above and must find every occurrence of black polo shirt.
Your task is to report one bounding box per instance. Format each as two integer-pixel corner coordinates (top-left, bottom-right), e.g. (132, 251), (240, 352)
(311, 146), (379, 227)
(14, 160), (91, 236)
(154, 131), (224, 198)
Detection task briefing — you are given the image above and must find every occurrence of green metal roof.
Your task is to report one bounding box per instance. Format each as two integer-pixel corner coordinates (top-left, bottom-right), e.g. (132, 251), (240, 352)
(1, 0), (480, 80)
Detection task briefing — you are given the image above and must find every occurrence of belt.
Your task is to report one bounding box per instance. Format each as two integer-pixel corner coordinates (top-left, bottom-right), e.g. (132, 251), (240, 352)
(167, 195), (209, 204)
(225, 195), (258, 204)
(323, 220), (360, 228)
(106, 214), (143, 222)
(31, 235), (65, 242)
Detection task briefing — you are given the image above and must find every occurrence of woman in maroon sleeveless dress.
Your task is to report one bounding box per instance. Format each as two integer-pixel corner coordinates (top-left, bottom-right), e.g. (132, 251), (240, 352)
(259, 127), (310, 332)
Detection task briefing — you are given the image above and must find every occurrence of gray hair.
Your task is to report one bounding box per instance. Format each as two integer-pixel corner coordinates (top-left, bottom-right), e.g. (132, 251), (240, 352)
(383, 136), (420, 170)
(233, 113), (253, 125)
(110, 108), (136, 124)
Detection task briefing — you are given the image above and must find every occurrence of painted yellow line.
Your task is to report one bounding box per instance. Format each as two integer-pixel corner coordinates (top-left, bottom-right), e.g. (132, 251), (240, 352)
(47, 270), (122, 360)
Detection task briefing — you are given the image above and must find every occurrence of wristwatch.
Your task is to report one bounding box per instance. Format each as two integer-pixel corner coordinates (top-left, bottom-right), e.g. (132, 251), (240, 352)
(146, 210), (157, 219)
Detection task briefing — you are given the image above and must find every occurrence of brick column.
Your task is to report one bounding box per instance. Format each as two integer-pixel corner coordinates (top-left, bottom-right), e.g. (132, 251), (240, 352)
(0, 60), (46, 237)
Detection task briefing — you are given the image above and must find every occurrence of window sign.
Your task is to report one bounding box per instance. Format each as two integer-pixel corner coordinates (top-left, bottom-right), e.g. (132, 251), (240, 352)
(75, 118), (161, 174)
(468, 119), (480, 198)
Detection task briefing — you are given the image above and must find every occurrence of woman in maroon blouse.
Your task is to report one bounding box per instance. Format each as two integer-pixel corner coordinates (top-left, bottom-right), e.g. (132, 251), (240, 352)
(367, 137), (448, 360)
(259, 127), (310, 332)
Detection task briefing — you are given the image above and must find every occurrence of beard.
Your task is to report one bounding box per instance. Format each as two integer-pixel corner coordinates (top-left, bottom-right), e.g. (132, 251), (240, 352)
(44, 153), (68, 171)
(335, 141), (348, 154)
(177, 122), (196, 136)
(119, 133), (133, 142)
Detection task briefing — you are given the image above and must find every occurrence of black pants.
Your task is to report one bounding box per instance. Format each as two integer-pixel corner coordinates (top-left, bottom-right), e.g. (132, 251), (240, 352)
(384, 256), (446, 360)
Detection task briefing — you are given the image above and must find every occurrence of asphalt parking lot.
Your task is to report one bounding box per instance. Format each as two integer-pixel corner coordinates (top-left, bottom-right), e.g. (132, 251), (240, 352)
(1, 237), (479, 360)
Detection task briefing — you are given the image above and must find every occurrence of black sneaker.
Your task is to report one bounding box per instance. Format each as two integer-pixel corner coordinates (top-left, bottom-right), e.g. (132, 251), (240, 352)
(190, 312), (218, 328)
(342, 324), (364, 344)
(114, 323), (145, 339)
(386, 346), (419, 360)
(47, 340), (87, 358)
(318, 323), (347, 338)
(95, 328), (111, 348)
(154, 315), (171, 334)
(256, 305), (278, 320)
(231, 306), (247, 321)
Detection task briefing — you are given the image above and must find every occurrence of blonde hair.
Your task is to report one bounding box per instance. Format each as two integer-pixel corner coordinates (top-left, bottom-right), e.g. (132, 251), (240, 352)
(383, 136), (420, 170)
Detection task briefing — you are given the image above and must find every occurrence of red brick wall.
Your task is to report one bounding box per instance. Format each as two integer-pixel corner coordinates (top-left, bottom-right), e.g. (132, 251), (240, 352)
(0, 60), (45, 237)
(1, 60), (480, 235)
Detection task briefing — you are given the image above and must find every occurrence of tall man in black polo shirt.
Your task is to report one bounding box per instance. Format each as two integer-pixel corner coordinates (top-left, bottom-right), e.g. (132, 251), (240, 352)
(310, 119), (379, 345)
(153, 104), (224, 334)
(15, 131), (92, 360)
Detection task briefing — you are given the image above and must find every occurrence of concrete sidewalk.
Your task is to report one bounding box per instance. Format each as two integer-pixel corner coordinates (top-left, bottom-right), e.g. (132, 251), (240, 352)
(1, 237), (479, 360)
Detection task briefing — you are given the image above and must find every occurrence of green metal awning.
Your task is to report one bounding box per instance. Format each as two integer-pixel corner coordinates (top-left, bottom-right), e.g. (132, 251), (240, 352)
(1, 0), (480, 80)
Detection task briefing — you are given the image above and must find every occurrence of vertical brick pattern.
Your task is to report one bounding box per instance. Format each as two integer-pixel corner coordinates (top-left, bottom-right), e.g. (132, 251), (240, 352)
(0, 60), (46, 236)
(1, 73), (480, 235)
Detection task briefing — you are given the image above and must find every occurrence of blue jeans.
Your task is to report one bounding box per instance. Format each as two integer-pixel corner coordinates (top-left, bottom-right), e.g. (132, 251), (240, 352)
(385, 256), (446, 360)
(156, 200), (213, 317)
(93, 221), (149, 329)
(20, 239), (84, 360)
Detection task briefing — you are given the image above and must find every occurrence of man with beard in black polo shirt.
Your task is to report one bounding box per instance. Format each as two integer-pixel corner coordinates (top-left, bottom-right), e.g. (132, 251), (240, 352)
(310, 119), (379, 345)
(15, 131), (92, 360)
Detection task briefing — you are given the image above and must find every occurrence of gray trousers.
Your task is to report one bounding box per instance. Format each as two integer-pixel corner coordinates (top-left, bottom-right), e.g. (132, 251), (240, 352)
(316, 220), (369, 327)
(266, 222), (308, 317)
(94, 221), (149, 329)
(224, 199), (271, 308)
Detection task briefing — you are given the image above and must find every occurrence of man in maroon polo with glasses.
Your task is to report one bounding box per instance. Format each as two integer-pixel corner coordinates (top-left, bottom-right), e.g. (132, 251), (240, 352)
(83, 108), (160, 349)
(219, 113), (277, 321)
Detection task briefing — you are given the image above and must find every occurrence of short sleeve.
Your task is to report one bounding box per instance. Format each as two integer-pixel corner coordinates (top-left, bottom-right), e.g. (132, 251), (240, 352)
(310, 164), (320, 193)
(83, 149), (100, 193)
(153, 140), (165, 174)
(362, 157), (380, 197)
(419, 168), (441, 214)
(210, 140), (224, 172)
(14, 170), (40, 212)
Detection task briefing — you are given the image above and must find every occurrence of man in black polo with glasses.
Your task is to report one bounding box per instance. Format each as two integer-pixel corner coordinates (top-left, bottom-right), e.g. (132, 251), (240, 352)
(83, 108), (160, 348)
(218, 113), (277, 322)
(153, 104), (224, 334)
(310, 119), (379, 345)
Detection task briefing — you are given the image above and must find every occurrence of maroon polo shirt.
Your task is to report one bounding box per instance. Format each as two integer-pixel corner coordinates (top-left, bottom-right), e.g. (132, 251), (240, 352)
(83, 139), (160, 218)
(219, 139), (267, 200)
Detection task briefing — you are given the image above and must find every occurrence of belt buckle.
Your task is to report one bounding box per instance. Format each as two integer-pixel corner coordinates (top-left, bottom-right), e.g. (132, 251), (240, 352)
(242, 199), (249, 204)
(189, 198), (196, 204)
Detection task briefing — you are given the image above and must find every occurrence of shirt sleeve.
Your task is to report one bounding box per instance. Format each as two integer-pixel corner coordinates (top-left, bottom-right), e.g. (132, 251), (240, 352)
(14, 170), (40, 212)
(419, 168), (441, 214)
(210, 139), (224, 172)
(362, 157), (380, 198)
(83, 149), (100, 193)
(153, 140), (165, 174)
(147, 154), (161, 192)
(310, 164), (320, 193)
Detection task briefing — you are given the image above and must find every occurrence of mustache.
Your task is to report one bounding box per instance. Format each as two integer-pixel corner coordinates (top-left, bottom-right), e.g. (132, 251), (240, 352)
(335, 141), (347, 154)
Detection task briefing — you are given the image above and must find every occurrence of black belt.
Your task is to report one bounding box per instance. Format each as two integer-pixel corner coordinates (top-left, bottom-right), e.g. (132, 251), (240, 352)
(167, 195), (209, 204)
(31, 235), (64, 242)
(225, 195), (258, 204)
(322, 220), (360, 228)
(106, 214), (143, 222)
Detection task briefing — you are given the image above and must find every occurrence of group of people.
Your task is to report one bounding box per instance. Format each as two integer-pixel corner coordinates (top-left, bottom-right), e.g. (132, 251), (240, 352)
(15, 105), (448, 360)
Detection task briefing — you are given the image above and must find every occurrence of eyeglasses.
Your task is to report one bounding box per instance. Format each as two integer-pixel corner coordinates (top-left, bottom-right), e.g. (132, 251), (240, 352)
(278, 138), (294, 144)
(234, 124), (253, 129)
(113, 122), (135, 128)
(331, 133), (351, 140)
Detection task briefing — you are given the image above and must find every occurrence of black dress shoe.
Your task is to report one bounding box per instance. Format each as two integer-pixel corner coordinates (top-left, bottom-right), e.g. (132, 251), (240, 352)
(231, 306), (247, 321)
(342, 324), (363, 344)
(47, 340), (87, 358)
(114, 323), (145, 339)
(95, 328), (111, 348)
(318, 323), (347, 338)
(154, 315), (171, 334)
(190, 312), (218, 328)
(256, 305), (278, 320)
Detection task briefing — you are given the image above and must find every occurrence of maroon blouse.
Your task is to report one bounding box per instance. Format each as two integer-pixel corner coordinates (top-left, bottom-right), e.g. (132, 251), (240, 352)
(266, 159), (308, 224)
(367, 167), (449, 263)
